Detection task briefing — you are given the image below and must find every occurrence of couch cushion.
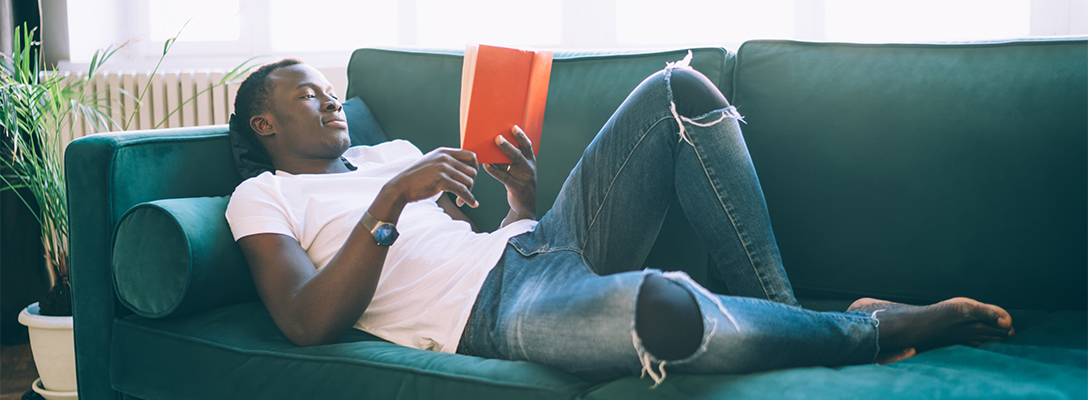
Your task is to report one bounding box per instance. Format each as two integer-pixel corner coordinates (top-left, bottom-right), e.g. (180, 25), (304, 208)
(111, 302), (590, 400)
(732, 39), (1088, 309)
(579, 305), (1087, 399)
(112, 196), (258, 319)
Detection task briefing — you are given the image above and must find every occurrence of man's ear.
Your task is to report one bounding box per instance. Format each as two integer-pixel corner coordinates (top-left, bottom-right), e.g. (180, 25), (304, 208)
(250, 114), (275, 138)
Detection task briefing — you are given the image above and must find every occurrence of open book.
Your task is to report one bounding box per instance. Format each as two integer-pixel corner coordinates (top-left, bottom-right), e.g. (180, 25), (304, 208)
(460, 44), (553, 164)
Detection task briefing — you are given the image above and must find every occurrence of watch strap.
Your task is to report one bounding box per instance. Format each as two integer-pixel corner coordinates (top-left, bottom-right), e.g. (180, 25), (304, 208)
(361, 211), (383, 235)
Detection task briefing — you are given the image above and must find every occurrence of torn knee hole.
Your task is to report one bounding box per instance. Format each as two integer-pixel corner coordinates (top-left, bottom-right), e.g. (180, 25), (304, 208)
(635, 274), (703, 361)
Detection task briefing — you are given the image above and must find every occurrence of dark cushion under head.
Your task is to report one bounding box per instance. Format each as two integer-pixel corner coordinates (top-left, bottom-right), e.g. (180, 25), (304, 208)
(228, 96), (390, 179)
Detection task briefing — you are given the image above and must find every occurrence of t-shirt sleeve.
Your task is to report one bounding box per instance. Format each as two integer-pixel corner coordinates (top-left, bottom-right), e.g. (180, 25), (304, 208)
(225, 176), (296, 241)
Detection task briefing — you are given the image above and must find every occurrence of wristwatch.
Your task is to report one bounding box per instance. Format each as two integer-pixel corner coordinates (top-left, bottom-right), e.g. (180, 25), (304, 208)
(361, 211), (399, 246)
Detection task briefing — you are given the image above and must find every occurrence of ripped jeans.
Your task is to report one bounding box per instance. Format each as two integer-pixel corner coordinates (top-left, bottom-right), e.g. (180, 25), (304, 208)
(457, 56), (880, 385)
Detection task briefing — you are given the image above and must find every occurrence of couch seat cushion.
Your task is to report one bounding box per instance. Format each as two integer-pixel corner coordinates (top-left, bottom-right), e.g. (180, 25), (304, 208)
(111, 302), (590, 400)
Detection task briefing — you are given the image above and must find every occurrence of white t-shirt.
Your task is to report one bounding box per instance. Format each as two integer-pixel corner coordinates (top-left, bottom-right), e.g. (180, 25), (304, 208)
(225, 140), (536, 353)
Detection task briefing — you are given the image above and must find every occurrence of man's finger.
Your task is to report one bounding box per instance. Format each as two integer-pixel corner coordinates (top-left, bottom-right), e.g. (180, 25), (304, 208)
(437, 147), (479, 170)
(495, 135), (527, 165)
(447, 182), (478, 208)
(483, 163), (511, 184)
(448, 154), (478, 180)
(511, 125), (535, 161)
(443, 167), (475, 192)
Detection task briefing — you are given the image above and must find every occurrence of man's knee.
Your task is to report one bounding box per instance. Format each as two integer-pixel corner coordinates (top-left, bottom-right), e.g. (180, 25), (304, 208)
(636, 274), (703, 360)
(669, 68), (731, 117)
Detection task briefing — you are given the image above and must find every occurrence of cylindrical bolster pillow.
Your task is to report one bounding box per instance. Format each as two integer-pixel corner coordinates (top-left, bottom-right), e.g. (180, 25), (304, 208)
(112, 196), (258, 318)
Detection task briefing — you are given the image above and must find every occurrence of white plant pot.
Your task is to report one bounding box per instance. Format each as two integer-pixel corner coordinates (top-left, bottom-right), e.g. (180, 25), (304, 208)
(33, 378), (78, 400)
(18, 302), (78, 395)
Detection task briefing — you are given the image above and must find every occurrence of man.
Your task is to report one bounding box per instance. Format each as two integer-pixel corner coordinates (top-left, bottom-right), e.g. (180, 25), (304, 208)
(226, 58), (1014, 385)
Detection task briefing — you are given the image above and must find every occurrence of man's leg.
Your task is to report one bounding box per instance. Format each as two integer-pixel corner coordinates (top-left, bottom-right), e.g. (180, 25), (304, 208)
(478, 62), (1014, 383)
(532, 60), (799, 362)
(667, 65), (799, 306)
(538, 60), (798, 305)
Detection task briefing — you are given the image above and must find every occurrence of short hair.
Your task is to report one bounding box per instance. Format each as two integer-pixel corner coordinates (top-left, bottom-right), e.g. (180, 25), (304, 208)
(233, 58), (304, 140)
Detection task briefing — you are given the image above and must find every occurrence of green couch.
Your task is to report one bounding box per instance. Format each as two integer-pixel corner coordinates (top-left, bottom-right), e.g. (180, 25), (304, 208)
(67, 39), (1087, 399)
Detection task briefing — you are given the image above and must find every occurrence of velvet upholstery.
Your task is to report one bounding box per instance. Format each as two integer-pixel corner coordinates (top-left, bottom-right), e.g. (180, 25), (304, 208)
(66, 41), (1086, 400)
(112, 197), (256, 319)
(733, 40), (1087, 310)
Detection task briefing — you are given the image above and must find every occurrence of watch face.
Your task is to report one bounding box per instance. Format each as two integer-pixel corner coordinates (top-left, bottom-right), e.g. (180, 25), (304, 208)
(374, 223), (399, 246)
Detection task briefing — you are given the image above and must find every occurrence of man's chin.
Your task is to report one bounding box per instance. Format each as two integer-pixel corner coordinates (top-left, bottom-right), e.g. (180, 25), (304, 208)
(325, 135), (352, 156)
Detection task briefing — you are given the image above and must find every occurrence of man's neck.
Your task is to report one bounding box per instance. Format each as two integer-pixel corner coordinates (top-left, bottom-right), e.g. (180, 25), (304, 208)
(275, 157), (353, 175)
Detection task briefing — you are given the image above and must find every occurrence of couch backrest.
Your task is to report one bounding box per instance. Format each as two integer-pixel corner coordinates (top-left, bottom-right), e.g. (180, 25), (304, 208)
(732, 39), (1088, 310)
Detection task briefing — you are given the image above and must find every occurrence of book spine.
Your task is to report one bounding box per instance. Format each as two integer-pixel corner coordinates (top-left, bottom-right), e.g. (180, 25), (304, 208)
(522, 51), (553, 157)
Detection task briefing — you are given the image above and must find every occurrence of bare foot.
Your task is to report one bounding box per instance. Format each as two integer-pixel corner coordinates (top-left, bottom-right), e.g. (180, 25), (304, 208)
(847, 297), (1015, 360)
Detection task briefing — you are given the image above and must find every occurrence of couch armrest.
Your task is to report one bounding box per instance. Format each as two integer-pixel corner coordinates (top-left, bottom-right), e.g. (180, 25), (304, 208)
(66, 125), (243, 400)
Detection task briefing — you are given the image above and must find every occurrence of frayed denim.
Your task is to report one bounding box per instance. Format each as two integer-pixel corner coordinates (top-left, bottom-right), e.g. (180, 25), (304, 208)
(458, 53), (879, 386)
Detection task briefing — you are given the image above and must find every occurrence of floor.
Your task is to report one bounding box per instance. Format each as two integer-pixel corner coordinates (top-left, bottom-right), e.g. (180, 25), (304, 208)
(1, 342), (38, 400)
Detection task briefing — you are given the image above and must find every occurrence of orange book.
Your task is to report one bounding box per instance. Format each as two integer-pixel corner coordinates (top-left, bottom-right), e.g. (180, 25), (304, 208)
(460, 44), (553, 164)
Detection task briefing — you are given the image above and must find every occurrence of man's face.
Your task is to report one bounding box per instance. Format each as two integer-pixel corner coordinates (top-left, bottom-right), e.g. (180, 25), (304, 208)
(262, 64), (350, 161)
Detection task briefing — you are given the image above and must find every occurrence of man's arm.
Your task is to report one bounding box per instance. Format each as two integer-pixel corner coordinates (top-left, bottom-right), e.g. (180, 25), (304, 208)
(238, 148), (479, 347)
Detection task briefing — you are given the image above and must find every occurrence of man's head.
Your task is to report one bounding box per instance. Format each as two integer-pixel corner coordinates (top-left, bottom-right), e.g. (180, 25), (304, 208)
(233, 59), (350, 171)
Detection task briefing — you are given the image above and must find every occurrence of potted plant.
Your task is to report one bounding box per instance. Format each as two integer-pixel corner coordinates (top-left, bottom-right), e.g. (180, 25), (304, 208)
(1, 24), (257, 398)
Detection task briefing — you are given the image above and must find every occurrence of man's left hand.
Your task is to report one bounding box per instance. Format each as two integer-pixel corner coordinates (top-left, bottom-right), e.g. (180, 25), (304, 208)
(482, 125), (537, 226)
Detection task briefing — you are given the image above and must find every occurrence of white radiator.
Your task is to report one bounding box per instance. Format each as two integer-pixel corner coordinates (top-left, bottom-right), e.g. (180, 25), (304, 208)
(57, 69), (242, 149)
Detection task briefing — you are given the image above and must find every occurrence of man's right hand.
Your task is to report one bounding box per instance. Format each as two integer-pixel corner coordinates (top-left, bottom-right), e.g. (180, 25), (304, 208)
(382, 147), (480, 208)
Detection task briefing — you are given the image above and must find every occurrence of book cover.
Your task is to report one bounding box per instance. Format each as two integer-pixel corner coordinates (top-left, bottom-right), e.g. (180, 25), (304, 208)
(460, 44), (553, 164)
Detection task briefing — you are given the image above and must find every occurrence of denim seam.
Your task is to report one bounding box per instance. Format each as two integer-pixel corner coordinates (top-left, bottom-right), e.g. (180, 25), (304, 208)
(685, 125), (773, 302)
(576, 251), (597, 276)
(578, 115), (674, 253)
(666, 67), (770, 302)
(661, 54), (768, 300)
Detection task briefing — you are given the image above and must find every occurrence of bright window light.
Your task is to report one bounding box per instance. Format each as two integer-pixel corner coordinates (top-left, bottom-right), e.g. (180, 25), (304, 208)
(270, 0), (399, 52)
(416, 0), (562, 48)
(825, 0), (1032, 42)
(148, 0), (241, 42)
(617, 0), (795, 46)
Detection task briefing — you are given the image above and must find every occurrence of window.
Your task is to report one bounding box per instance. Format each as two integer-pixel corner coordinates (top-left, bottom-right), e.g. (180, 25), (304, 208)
(617, 0), (796, 48)
(415, 0), (562, 48)
(149, 0), (241, 43)
(62, 0), (1084, 68)
(268, 0), (399, 52)
(824, 0), (1032, 42)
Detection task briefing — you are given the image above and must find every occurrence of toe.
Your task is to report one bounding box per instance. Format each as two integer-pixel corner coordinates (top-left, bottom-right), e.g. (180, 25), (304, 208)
(978, 303), (1013, 328)
(972, 323), (1014, 337)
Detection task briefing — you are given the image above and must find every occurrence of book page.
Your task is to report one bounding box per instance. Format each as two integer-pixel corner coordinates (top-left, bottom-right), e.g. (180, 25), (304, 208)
(460, 44), (479, 144)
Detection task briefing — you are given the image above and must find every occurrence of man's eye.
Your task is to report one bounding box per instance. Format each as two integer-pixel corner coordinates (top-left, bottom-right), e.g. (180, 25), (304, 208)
(302, 94), (315, 99)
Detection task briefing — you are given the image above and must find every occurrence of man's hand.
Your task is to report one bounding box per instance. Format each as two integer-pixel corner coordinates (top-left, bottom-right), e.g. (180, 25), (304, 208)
(384, 147), (480, 211)
(483, 126), (537, 227)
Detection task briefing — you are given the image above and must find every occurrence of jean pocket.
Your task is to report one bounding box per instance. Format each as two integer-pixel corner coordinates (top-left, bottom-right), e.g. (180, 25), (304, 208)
(509, 231), (548, 256)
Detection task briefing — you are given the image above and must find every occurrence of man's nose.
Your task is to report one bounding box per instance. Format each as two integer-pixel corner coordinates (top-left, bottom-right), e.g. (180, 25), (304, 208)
(324, 97), (342, 112)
